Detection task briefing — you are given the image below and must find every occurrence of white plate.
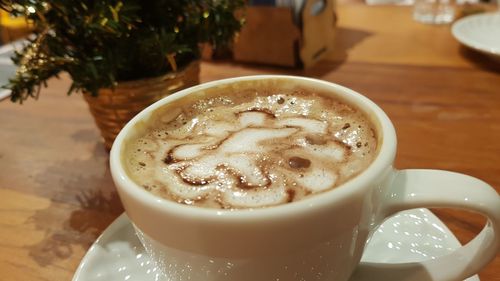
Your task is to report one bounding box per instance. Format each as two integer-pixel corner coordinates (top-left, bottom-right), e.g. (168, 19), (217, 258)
(452, 12), (500, 57)
(72, 209), (479, 281)
(0, 39), (29, 101)
(0, 43), (15, 101)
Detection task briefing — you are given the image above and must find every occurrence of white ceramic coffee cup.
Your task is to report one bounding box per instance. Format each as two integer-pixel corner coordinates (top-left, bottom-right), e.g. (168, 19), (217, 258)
(110, 76), (500, 281)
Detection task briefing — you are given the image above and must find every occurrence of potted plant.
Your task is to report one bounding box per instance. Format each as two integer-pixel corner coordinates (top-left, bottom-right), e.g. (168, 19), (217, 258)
(0, 0), (244, 149)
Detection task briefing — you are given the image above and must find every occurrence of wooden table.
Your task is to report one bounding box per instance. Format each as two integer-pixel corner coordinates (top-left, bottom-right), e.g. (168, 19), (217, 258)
(1, 4), (499, 281)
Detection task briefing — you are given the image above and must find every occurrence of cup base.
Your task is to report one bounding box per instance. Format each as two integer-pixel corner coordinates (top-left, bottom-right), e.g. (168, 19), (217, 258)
(72, 210), (480, 281)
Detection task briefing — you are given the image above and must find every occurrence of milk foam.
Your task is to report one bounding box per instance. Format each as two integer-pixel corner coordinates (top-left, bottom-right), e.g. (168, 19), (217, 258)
(125, 88), (377, 209)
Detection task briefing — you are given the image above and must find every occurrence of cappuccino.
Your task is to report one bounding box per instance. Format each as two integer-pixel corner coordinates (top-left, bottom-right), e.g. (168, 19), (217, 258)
(123, 82), (377, 209)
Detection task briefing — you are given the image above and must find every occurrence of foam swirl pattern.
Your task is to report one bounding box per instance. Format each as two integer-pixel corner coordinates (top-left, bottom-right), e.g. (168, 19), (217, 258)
(125, 90), (377, 209)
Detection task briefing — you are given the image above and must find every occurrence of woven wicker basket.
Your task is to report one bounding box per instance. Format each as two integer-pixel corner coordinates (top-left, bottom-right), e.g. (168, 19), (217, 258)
(83, 60), (200, 150)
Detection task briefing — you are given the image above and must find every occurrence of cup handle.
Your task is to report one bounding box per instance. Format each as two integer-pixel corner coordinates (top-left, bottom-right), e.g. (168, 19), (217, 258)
(351, 169), (500, 281)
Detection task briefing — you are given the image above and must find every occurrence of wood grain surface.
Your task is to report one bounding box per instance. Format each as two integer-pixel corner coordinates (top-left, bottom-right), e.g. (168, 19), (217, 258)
(0, 4), (499, 281)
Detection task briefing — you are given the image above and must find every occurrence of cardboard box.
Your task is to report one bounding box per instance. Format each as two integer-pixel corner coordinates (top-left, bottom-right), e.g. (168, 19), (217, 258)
(233, 0), (337, 67)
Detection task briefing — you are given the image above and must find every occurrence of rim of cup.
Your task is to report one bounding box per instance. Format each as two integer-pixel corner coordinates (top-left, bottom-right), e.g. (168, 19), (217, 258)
(110, 75), (397, 221)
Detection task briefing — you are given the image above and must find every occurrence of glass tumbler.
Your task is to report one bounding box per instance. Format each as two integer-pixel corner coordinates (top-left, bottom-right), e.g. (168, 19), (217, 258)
(413, 0), (455, 24)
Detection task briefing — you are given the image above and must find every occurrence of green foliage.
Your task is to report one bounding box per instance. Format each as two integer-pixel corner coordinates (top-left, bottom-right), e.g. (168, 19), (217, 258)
(0, 0), (244, 103)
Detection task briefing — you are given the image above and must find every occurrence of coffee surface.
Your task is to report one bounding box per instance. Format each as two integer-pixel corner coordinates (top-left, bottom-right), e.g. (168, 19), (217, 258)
(124, 85), (377, 209)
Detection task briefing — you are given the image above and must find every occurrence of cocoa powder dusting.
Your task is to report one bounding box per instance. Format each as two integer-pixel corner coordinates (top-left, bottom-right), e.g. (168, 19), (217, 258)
(286, 189), (296, 202)
(288, 156), (311, 169)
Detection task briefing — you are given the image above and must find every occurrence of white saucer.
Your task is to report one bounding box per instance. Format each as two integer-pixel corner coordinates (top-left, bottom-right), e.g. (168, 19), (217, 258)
(452, 12), (500, 58)
(72, 209), (479, 281)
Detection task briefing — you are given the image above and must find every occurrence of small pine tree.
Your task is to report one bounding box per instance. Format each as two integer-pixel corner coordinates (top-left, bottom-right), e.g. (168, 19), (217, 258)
(0, 0), (244, 103)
